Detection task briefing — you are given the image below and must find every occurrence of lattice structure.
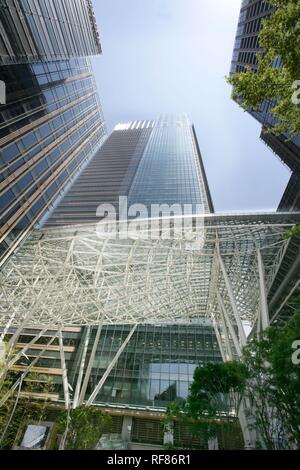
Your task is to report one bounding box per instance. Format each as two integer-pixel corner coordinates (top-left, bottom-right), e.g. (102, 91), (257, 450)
(0, 214), (298, 343)
(0, 212), (299, 449)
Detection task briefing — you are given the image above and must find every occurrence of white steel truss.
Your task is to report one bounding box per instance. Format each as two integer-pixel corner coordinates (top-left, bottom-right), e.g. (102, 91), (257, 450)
(0, 212), (299, 449)
(0, 214), (298, 343)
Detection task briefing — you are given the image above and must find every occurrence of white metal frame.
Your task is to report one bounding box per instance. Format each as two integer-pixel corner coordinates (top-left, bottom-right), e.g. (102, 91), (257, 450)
(0, 214), (297, 331)
(0, 213), (299, 424)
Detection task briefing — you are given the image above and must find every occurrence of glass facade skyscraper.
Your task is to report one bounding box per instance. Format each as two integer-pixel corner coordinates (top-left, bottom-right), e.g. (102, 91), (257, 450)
(1, 112), (223, 449)
(0, 58), (106, 265)
(0, 0), (101, 65)
(45, 113), (214, 227)
(0, 1), (106, 266)
(78, 323), (221, 408)
(230, 0), (300, 212)
(6, 322), (221, 411)
(128, 114), (213, 214)
(36, 113), (222, 413)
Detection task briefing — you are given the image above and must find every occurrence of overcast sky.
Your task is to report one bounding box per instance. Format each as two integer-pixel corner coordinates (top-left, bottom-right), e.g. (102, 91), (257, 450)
(91, 0), (290, 213)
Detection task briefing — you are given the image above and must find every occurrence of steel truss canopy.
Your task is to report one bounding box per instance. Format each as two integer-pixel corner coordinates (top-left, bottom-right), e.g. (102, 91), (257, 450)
(0, 213), (299, 333)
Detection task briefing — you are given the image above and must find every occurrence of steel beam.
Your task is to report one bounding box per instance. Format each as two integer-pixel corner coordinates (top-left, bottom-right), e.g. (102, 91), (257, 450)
(217, 252), (247, 347)
(79, 323), (103, 406)
(58, 328), (70, 410)
(257, 250), (270, 330)
(217, 291), (242, 357)
(72, 326), (91, 409)
(86, 325), (137, 406)
(0, 334), (58, 407)
(212, 320), (226, 362)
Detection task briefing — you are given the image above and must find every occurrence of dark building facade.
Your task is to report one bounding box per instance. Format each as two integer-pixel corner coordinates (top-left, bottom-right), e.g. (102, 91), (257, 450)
(0, 0), (106, 267)
(0, 58), (106, 266)
(277, 173), (300, 213)
(0, 0), (101, 65)
(230, 0), (300, 212)
(230, 0), (274, 78)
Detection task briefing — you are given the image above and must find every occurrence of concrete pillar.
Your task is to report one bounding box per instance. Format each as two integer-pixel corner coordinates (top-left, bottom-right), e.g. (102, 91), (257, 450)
(208, 437), (219, 450)
(121, 416), (133, 442)
(163, 421), (174, 446)
(257, 250), (270, 331)
(0, 340), (5, 367)
(0, 80), (6, 105)
(239, 400), (257, 450)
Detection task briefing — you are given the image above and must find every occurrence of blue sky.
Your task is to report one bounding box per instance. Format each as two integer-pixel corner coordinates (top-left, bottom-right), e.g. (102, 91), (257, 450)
(91, 0), (290, 212)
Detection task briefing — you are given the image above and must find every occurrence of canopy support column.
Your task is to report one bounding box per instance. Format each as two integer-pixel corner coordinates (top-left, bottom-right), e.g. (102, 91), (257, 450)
(217, 251), (247, 347)
(217, 291), (243, 357)
(59, 328), (70, 410)
(73, 326), (91, 409)
(257, 250), (270, 331)
(86, 325), (137, 406)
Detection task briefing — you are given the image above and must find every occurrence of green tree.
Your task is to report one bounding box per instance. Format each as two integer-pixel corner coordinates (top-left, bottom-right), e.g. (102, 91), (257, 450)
(57, 406), (111, 450)
(227, 0), (300, 137)
(167, 301), (300, 450)
(243, 303), (300, 449)
(188, 362), (248, 418)
(0, 372), (55, 449)
(0, 341), (56, 449)
(166, 362), (248, 448)
(283, 225), (300, 239)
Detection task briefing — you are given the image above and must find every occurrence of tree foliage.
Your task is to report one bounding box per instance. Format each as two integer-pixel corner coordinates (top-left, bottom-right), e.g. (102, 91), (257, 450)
(227, 0), (300, 136)
(188, 362), (248, 418)
(57, 406), (111, 450)
(243, 303), (300, 449)
(0, 342), (55, 449)
(166, 362), (248, 447)
(167, 299), (300, 449)
(283, 224), (300, 239)
(0, 372), (55, 449)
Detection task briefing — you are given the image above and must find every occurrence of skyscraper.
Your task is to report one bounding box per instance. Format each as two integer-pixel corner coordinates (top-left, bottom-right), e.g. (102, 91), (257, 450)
(230, 0), (300, 212)
(261, 130), (300, 212)
(2, 113), (297, 449)
(6, 114), (222, 447)
(0, 0), (101, 65)
(45, 113), (214, 227)
(0, 1), (106, 266)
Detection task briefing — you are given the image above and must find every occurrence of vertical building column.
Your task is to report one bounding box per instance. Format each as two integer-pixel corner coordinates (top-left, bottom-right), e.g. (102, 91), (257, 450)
(212, 319), (226, 362)
(0, 340), (4, 367)
(163, 421), (174, 447)
(79, 323), (103, 405)
(217, 291), (242, 358)
(73, 326), (91, 409)
(257, 250), (270, 331)
(121, 416), (133, 443)
(208, 437), (219, 450)
(238, 401), (257, 450)
(217, 251), (247, 347)
(0, 80), (6, 105)
(218, 304), (234, 361)
(87, 325), (137, 405)
(59, 328), (70, 410)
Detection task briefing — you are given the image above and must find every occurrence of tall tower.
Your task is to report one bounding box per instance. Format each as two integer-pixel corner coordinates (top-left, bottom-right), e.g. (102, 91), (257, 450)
(41, 114), (222, 416)
(0, 1), (106, 266)
(230, 0), (300, 212)
(0, 0), (101, 65)
(45, 113), (214, 227)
